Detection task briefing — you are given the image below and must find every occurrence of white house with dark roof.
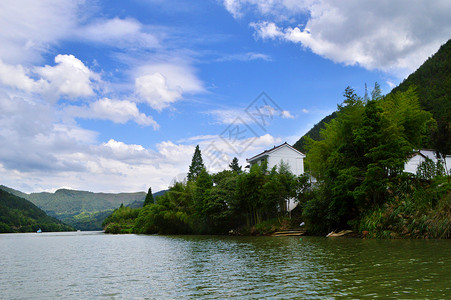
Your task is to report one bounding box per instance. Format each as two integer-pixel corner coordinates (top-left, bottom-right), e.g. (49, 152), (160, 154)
(246, 142), (306, 175)
(246, 142), (306, 212)
(404, 149), (451, 175)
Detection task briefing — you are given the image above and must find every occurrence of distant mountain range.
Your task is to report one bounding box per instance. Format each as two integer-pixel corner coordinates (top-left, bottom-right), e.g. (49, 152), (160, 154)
(0, 189), (73, 233)
(0, 185), (166, 230)
(293, 39), (451, 154)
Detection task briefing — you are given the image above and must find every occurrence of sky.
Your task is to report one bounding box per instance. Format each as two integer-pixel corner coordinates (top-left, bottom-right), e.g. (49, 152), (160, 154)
(1, 0), (450, 194)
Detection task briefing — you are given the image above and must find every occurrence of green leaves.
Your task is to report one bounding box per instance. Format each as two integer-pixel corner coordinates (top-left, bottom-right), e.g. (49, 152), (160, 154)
(303, 86), (433, 233)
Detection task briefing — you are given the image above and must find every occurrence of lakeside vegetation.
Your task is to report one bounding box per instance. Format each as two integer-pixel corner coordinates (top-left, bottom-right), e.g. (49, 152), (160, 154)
(103, 84), (450, 238)
(0, 189), (73, 233)
(104, 38), (451, 238)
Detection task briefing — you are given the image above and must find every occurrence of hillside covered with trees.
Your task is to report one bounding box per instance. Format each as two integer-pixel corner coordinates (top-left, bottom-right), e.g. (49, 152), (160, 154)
(0, 189), (73, 233)
(0, 186), (147, 230)
(104, 84), (450, 238)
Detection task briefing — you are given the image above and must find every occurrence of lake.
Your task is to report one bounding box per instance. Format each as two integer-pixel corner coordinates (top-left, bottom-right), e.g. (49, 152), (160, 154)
(0, 232), (449, 299)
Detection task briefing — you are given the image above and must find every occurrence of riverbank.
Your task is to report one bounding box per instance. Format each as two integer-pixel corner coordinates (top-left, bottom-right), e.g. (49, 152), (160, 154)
(104, 183), (449, 239)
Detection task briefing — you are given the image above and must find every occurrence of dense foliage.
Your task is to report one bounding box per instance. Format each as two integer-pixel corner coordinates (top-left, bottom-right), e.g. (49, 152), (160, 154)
(104, 156), (309, 235)
(106, 41), (450, 238)
(391, 39), (451, 123)
(0, 190), (73, 233)
(301, 86), (450, 237)
(293, 112), (337, 154)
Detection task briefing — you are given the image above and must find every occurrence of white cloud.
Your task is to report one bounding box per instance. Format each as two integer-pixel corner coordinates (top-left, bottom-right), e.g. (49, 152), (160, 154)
(66, 98), (159, 129)
(281, 110), (294, 118)
(207, 106), (295, 124)
(217, 52), (272, 62)
(135, 73), (182, 111)
(0, 0), (80, 65)
(80, 17), (159, 49)
(36, 54), (100, 100)
(207, 108), (255, 125)
(229, 1), (451, 77)
(135, 63), (204, 111)
(223, 0), (243, 18)
(0, 59), (42, 92)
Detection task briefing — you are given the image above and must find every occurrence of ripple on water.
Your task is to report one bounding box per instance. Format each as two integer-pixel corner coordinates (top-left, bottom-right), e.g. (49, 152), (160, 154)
(0, 234), (450, 299)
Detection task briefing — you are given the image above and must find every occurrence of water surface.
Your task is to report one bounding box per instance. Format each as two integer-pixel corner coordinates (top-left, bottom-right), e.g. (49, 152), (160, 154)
(0, 232), (449, 299)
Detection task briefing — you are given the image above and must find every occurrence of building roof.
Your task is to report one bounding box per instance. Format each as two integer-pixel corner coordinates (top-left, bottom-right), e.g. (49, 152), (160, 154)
(246, 142), (305, 163)
(408, 149), (451, 161)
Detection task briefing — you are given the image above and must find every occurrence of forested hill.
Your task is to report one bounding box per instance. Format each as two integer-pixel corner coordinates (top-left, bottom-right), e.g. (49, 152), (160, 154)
(0, 185), (147, 230)
(390, 39), (451, 122)
(293, 38), (451, 153)
(293, 112), (337, 153)
(0, 189), (73, 233)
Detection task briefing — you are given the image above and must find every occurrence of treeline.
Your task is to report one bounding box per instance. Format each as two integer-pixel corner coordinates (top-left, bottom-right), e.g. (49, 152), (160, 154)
(302, 85), (450, 238)
(104, 86), (449, 238)
(103, 151), (310, 235)
(0, 190), (74, 233)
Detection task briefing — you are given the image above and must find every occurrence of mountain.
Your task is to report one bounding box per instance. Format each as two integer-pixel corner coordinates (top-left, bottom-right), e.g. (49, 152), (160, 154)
(0, 185), (147, 230)
(293, 39), (451, 153)
(390, 39), (451, 123)
(0, 189), (73, 233)
(293, 112), (337, 153)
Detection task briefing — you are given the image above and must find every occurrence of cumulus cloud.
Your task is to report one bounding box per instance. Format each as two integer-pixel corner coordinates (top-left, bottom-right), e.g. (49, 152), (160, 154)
(135, 63), (204, 111)
(227, 0), (451, 76)
(66, 98), (159, 129)
(0, 59), (42, 92)
(135, 73), (182, 111)
(36, 54), (100, 100)
(0, 54), (100, 102)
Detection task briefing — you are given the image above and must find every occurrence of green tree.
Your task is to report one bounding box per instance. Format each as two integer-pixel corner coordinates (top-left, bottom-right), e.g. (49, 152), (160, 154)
(431, 117), (451, 177)
(304, 86), (432, 233)
(187, 145), (205, 181)
(143, 187), (154, 206)
(229, 157), (242, 173)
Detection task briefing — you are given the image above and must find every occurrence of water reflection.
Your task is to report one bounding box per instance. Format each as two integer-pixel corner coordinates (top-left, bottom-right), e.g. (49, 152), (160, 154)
(0, 233), (449, 299)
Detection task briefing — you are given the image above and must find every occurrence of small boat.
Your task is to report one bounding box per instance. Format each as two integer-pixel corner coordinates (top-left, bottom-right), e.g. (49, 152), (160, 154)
(326, 230), (352, 237)
(37, 228), (42, 233)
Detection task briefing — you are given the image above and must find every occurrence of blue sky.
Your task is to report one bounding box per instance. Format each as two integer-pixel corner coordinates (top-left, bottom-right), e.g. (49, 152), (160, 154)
(1, 0), (450, 193)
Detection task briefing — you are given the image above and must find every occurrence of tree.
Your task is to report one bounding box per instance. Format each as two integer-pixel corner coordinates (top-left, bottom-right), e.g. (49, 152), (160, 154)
(187, 145), (205, 181)
(229, 157), (242, 173)
(431, 117), (451, 177)
(371, 82), (382, 100)
(144, 187), (154, 206)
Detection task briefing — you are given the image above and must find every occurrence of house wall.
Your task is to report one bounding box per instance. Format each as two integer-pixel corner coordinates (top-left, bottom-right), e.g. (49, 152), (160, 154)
(266, 146), (304, 176)
(404, 154), (424, 174)
(404, 151), (451, 175)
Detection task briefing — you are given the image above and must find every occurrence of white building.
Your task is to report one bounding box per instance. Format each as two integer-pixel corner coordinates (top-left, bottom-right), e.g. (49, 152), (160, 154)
(246, 142), (306, 212)
(246, 142), (306, 176)
(404, 149), (451, 175)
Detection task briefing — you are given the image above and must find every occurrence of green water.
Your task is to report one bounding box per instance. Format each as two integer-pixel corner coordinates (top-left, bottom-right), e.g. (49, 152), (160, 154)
(0, 232), (449, 299)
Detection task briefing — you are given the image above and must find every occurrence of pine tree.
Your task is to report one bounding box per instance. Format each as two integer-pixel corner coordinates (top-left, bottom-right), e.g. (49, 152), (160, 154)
(144, 187), (154, 206)
(229, 157), (242, 173)
(187, 145), (205, 181)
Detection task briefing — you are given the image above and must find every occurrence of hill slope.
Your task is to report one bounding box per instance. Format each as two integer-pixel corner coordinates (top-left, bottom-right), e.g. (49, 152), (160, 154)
(0, 189), (73, 233)
(391, 39), (451, 122)
(0, 185), (146, 230)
